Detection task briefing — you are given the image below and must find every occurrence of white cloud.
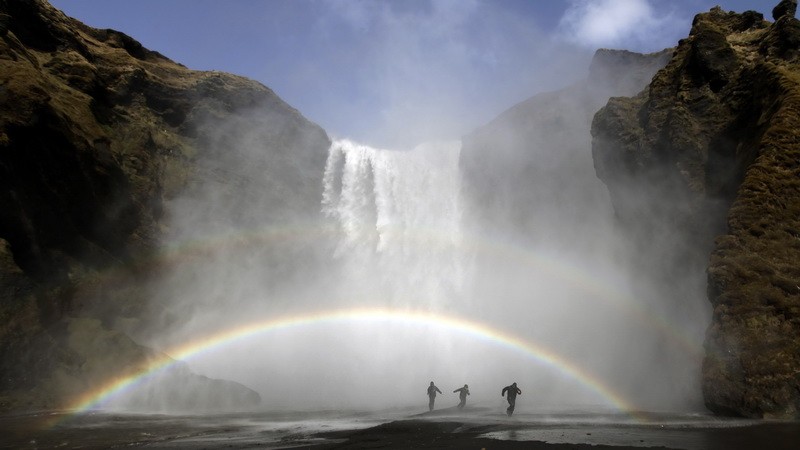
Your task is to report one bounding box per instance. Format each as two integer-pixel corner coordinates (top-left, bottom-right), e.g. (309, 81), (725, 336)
(557, 0), (684, 51)
(323, 1), (379, 32)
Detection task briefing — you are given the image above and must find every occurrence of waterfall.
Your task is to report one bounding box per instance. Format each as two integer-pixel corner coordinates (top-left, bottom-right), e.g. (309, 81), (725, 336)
(315, 136), (706, 412)
(144, 136), (705, 411)
(321, 139), (466, 308)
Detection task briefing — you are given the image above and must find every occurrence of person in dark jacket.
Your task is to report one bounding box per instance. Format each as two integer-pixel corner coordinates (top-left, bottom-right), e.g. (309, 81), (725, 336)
(453, 384), (470, 409)
(427, 381), (443, 411)
(501, 382), (521, 416)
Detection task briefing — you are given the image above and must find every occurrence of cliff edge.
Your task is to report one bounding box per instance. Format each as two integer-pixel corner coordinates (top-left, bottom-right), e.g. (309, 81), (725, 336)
(592, 2), (800, 418)
(0, 0), (329, 411)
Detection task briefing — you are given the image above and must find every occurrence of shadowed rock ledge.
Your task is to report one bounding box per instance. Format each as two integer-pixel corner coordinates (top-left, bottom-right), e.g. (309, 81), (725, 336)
(592, 3), (800, 418)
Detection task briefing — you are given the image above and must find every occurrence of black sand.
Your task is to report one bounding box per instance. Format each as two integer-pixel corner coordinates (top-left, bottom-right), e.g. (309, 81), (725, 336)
(2, 409), (799, 449)
(310, 413), (800, 450)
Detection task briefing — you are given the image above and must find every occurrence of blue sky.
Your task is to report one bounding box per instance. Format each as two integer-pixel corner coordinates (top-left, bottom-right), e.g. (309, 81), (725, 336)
(50, 0), (777, 147)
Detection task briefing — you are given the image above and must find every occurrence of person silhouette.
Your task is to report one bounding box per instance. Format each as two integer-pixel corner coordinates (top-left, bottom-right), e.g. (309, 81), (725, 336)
(453, 384), (470, 409)
(427, 381), (442, 411)
(501, 382), (522, 416)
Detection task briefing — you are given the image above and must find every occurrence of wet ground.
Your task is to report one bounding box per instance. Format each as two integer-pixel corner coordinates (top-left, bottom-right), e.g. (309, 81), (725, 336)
(2, 407), (799, 449)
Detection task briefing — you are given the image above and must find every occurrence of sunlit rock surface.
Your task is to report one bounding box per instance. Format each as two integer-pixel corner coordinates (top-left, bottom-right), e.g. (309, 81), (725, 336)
(592, 4), (800, 418)
(0, 0), (328, 411)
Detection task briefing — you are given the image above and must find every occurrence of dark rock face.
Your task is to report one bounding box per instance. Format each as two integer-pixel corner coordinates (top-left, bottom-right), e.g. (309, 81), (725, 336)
(773, 0), (797, 21)
(0, 0), (329, 411)
(592, 5), (800, 418)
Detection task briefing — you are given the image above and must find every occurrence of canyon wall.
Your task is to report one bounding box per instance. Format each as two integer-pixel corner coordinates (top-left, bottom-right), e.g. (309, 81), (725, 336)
(592, 3), (800, 418)
(0, 0), (329, 410)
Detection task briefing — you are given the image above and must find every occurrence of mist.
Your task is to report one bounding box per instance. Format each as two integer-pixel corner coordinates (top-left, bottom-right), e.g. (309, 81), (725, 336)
(100, 2), (717, 415)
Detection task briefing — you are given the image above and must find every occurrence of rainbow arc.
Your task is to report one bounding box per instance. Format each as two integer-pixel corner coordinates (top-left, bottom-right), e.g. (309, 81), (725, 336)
(57, 308), (649, 425)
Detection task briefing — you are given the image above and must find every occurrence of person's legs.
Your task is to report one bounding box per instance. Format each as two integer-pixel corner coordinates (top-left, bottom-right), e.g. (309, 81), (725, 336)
(506, 398), (515, 416)
(429, 397), (435, 411)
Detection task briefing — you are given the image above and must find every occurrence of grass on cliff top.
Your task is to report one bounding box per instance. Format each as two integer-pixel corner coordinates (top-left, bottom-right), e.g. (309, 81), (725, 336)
(727, 26), (768, 64)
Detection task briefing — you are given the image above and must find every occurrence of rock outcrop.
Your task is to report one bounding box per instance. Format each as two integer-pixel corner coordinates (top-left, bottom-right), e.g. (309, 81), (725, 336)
(592, 4), (800, 418)
(773, 0), (798, 21)
(0, 0), (329, 411)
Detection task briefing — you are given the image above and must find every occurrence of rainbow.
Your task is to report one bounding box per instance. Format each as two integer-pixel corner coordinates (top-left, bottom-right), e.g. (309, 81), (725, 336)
(44, 221), (700, 428)
(81, 221), (703, 361)
(59, 308), (647, 423)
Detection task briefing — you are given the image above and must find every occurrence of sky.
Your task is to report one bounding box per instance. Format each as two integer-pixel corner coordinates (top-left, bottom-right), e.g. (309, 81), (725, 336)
(50, 0), (778, 148)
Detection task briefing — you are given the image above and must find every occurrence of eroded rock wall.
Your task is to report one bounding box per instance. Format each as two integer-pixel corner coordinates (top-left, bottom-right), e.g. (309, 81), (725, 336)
(592, 5), (800, 418)
(0, 0), (329, 410)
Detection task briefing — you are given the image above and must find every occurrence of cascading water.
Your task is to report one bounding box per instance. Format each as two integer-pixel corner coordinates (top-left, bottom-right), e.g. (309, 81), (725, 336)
(321, 139), (466, 309)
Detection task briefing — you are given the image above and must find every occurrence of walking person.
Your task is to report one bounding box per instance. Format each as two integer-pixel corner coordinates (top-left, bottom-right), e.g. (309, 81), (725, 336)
(501, 382), (522, 416)
(453, 384), (470, 409)
(427, 381), (442, 411)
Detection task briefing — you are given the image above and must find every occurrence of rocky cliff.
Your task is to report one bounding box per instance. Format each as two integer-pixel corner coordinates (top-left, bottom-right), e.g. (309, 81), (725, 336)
(0, 0), (330, 411)
(592, 2), (800, 418)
